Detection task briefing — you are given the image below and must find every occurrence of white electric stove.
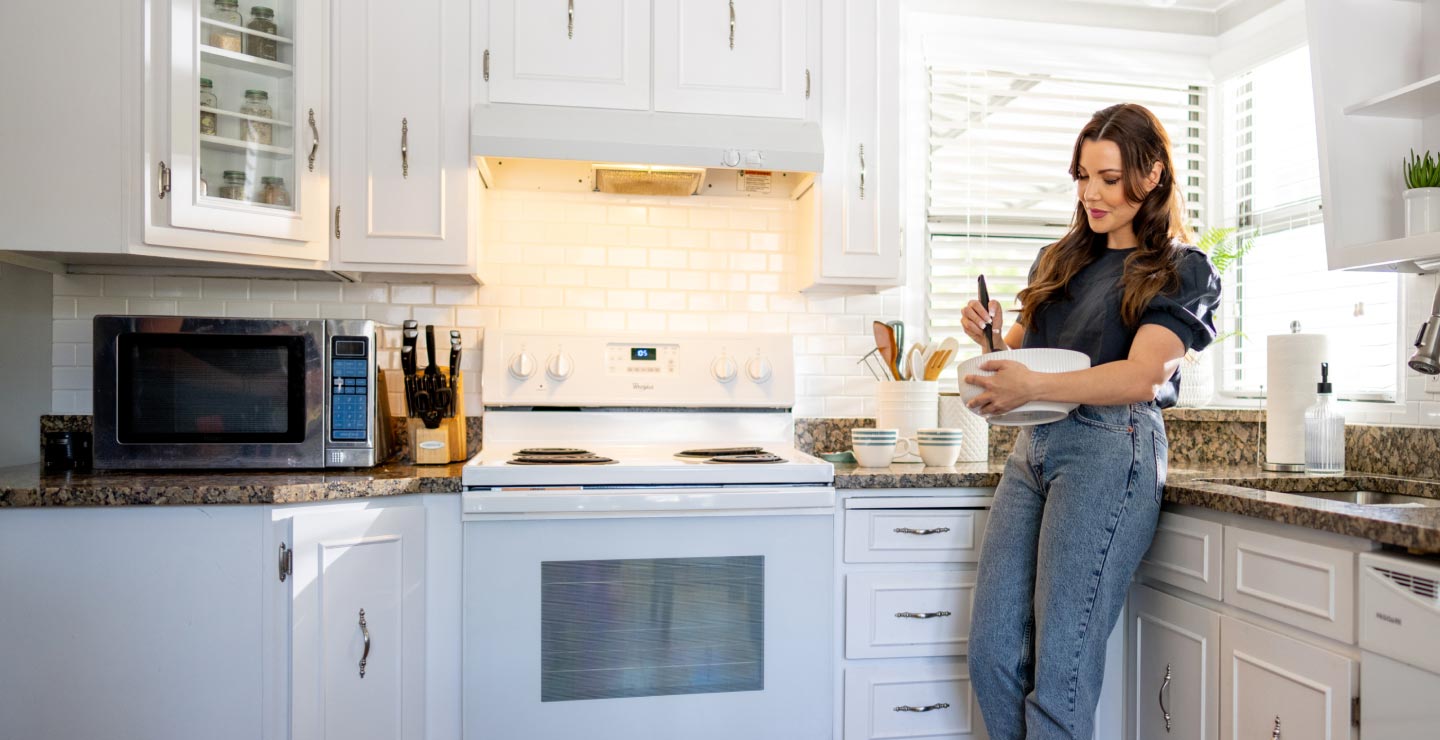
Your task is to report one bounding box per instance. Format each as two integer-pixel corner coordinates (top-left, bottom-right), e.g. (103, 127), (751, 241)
(461, 332), (835, 740)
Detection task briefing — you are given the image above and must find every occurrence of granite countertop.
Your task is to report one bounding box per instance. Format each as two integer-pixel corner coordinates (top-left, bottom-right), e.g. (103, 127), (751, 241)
(835, 462), (1440, 552)
(0, 462), (465, 507)
(7, 456), (1440, 553)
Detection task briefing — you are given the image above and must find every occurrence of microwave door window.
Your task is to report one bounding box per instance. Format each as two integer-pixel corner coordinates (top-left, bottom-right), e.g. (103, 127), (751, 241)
(117, 334), (308, 443)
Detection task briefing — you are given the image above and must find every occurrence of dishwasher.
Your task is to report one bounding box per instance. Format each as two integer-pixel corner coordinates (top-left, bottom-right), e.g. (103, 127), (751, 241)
(1357, 551), (1440, 739)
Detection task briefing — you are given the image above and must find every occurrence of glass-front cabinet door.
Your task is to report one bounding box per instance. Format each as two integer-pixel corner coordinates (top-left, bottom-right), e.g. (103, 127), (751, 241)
(161, 0), (324, 243)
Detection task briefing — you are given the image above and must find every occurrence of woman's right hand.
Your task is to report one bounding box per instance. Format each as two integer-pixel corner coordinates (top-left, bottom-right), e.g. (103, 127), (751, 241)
(962, 299), (1005, 352)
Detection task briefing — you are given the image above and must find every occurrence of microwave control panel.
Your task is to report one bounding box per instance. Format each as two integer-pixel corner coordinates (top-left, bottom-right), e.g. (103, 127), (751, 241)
(329, 337), (370, 441)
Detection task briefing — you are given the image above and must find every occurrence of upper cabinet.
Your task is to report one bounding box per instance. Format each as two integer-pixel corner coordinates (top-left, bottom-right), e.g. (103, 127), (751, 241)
(330, 0), (479, 276)
(485, 0), (650, 110)
(797, 0), (901, 291)
(159, 0), (327, 245)
(1308, 0), (1440, 272)
(653, 0), (808, 118)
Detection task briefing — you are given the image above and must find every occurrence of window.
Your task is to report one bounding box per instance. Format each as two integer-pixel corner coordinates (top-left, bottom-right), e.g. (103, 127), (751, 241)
(926, 66), (1207, 367)
(1217, 47), (1398, 400)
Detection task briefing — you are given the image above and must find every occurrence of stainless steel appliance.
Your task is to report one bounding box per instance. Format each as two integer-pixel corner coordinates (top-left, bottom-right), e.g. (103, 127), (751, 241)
(462, 331), (835, 740)
(93, 315), (394, 469)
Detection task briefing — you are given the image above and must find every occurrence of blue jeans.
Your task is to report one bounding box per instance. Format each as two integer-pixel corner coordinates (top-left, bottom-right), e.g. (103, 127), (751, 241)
(969, 403), (1168, 739)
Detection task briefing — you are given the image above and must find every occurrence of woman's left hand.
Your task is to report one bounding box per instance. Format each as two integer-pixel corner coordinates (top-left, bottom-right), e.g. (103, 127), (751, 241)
(964, 360), (1042, 416)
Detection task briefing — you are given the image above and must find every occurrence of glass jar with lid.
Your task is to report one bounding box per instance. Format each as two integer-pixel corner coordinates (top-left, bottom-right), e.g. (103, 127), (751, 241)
(239, 90), (273, 146)
(199, 78), (218, 136)
(218, 170), (247, 200)
(245, 7), (279, 61)
(259, 177), (291, 207)
(205, 0), (243, 52)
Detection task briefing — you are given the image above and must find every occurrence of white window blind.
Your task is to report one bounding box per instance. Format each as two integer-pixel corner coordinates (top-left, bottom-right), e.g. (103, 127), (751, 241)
(927, 66), (1207, 366)
(1217, 47), (1397, 400)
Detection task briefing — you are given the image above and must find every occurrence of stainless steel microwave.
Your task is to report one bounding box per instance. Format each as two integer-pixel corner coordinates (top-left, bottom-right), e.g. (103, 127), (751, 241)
(93, 316), (395, 469)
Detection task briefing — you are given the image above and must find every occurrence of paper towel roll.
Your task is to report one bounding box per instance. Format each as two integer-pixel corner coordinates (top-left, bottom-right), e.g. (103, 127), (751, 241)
(1265, 332), (1330, 469)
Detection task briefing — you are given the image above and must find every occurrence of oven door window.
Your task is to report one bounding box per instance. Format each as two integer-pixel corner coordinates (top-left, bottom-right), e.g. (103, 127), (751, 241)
(541, 556), (764, 702)
(116, 333), (308, 443)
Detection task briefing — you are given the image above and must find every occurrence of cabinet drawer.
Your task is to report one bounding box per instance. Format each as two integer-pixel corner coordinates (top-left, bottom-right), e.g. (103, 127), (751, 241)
(846, 571), (974, 659)
(1223, 525), (1356, 643)
(844, 509), (988, 563)
(1139, 512), (1224, 601)
(843, 663), (984, 740)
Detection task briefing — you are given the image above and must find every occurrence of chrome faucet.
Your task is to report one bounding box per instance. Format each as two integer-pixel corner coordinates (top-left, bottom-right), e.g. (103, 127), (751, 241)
(1410, 280), (1440, 374)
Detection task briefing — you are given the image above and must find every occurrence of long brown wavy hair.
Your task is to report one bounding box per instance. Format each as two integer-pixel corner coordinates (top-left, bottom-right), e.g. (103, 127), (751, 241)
(1017, 103), (1192, 329)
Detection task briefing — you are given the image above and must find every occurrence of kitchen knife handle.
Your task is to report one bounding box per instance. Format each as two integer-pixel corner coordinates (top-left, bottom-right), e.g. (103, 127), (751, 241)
(978, 274), (995, 352)
(425, 325), (437, 371)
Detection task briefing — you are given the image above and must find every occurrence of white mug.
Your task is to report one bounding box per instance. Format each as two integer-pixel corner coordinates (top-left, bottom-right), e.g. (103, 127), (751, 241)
(918, 442), (962, 467)
(851, 428), (913, 468)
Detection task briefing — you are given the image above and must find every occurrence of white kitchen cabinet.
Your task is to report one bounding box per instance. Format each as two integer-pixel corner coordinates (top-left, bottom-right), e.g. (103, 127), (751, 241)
(653, 0), (808, 119)
(798, 0), (901, 291)
(1222, 524), (1359, 644)
(1307, 0), (1440, 272)
(1, 0), (333, 271)
(330, 0), (479, 276)
(484, 0), (650, 110)
(845, 571), (975, 660)
(1126, 585), (1220, 740)
(1138, 511), (1224, 602)
(0, 506), (278, 740)
(1218, 616), (1353, 740)
(287, 503), (427, 740)
(844, 663), (985, 740)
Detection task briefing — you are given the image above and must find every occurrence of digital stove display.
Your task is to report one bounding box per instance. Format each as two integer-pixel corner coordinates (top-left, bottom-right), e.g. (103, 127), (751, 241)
(630, 347), (656, 361)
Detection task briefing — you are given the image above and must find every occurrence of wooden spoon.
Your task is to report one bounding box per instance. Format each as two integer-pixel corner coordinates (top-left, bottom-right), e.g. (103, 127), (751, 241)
(872, 321), (899, 380)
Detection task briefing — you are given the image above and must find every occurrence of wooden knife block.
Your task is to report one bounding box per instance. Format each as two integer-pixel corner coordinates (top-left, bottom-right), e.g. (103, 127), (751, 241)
(408, 367), (467, 465)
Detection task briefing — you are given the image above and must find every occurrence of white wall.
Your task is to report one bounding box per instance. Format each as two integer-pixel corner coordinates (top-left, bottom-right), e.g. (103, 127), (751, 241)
(51, 190), (905, 419)
(1, 262), (53, 466)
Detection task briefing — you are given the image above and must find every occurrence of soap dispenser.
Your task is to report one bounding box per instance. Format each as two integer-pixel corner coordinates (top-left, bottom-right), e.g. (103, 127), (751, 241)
(1303, 362), (1345, 475)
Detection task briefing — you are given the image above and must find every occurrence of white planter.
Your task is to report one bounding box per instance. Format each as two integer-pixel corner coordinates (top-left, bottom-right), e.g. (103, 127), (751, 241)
(1404, 187), (1440, 236)
(1177, 353), (1215, 408)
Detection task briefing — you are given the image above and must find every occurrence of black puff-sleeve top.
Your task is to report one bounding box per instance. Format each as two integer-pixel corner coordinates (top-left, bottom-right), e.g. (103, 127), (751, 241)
(1020, 241), (1222, 408)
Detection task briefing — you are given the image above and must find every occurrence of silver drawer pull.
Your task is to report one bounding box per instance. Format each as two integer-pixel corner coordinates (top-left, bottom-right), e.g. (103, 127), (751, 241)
(358, 608), (370, 678)
(895, 610), (952, 619)
(894, 703), (950, 713)
(1159, 663), (1172, 732)
(893, 527), (950, 535)
(1272, 715), (1281, 740)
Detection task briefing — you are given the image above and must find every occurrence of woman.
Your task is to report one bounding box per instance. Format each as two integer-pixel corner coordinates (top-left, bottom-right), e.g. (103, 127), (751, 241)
(961, 103), (1221, 739)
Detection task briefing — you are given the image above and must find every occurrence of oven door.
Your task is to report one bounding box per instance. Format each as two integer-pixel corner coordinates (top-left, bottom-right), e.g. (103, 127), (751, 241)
(93, 316), (325, 468)
(462, 506), (834, 740)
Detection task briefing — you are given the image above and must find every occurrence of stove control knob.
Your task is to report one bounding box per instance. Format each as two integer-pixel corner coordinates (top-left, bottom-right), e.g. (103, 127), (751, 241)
(711, 355), (738, 383)
(546, 352), (575, 381)
(746, 356), (773, 383)
(508, 352), (537, 380)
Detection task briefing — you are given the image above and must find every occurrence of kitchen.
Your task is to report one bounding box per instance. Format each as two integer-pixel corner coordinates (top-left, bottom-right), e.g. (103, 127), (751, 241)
(3, 0), (1440, 739)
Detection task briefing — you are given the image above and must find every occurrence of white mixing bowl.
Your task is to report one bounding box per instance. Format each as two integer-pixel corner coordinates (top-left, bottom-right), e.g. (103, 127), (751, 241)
(955, 348), (1091, 426)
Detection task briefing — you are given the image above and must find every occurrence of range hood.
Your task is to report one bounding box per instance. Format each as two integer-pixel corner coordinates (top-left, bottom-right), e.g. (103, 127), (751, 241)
(471, 104), (824, 174)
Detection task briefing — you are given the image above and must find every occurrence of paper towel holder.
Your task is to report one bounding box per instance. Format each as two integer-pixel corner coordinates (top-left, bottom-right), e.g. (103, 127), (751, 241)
(1261, 320), (1314, 473)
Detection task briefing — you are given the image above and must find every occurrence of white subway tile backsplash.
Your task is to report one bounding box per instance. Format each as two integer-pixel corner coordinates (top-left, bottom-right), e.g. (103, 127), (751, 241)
(45, 191), (887, 417)
(103, 276), (154, 298)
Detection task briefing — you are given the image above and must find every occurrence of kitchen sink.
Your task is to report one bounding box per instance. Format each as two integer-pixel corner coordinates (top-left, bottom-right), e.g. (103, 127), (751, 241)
(1195, 475), (1440, 508)
(1283, 490), (1440, 507)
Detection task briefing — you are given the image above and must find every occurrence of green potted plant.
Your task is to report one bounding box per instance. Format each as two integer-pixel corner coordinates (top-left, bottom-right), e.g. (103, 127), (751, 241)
(1177, 226), (1252, 407)
(1404, 149), (1440, 236)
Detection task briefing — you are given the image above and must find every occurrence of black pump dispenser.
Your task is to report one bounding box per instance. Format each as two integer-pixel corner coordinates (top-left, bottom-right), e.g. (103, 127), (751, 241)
(1316, 362), (1332, 394)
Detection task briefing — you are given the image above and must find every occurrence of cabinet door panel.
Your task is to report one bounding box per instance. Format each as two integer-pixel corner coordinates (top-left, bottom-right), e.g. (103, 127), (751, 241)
(1127, 585), (1219, 740)
(844, 663), (984, 740)
(334, 0), (472, 268)
(1139, 512), (1224, 601)
(292, 505), (426, 740)
(845, 571), (975, 659)
(1219, 616), (1352, 740)
(654, 0), (806, 118)
(487, 0), (649, 110)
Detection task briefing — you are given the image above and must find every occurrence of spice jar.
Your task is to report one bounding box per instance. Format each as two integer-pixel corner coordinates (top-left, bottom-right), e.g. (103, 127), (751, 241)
(199, 78), (218, 135)
(240, 89), (273, 145)
(259, 176), (291, 207)
(245, 7), (279, 61)
(218, 170), (247, 200)
(206, 0), (243, 52)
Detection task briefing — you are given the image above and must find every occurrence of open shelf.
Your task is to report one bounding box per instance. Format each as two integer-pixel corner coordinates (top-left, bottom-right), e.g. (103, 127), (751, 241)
(201, 45), (293, 75)
(202, 106), (294, 128)
(1344, 72), (1440, 119)
(200, 134), (294, 156)
(1335, 231), (1440, 273)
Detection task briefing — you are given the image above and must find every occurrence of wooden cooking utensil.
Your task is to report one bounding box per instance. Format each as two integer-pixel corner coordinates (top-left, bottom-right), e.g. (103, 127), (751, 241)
(872, 321), (899, 380)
